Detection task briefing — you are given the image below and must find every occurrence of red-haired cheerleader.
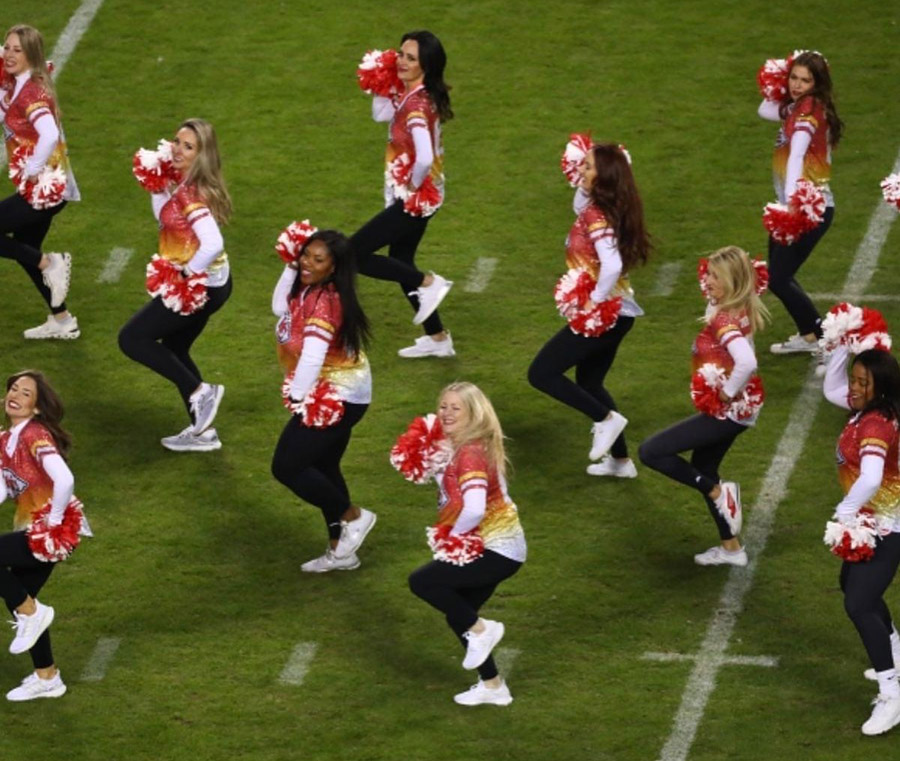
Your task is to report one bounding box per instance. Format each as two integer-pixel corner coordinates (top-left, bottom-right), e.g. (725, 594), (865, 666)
(271, 229), (376, 572)
(0, 370), (90, 701)
(639, 247), (769, 566)
(351, 30), (455, 358)
(758, 51), (842, 358)
(822, 345), (900, 735)
(0, 25), (77, 339)
(528, 141), (651, 474)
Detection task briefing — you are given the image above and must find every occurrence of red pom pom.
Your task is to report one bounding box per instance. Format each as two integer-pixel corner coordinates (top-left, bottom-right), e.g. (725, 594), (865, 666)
(560, 132), (592, 187)
(281, 374), (345, 428)
(752, 258), (770, 295)
(821, 302), (892, 353)
(824, 511), (877, 563)
(697, 258), (710, 298)
(26, 498), (86, 563)
(145, 255), (209, 315)
(756, 58), (790, 100)
(356, 48), (404, 98)
(426, 523), (485, 565)
(881, 173), (900, 211)
(275, 219), (318, 264)
(8, 145), (66, 210)
(691, 364), (765, 420)
(132, 139), (176, 193)
(553, 268), (621, 337)
(404, 177), (442, 217)
(691, 367), (727, 417)
(763, 180), (825, 245)
(390, 414), (451, 484)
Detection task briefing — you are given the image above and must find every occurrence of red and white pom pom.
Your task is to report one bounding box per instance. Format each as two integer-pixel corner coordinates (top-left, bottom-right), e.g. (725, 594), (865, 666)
(132, 139), (175, 193)
(8, 145), (66, 210)
(26, 498), (87, 563)
(385, 153), (413, 197)
(281, 374), (345, 428)
(691, 363), (765, 421)
(756, 57), (791, 101)
(145, 254), (209, 315)
(275, 219), (318, 264)
(823, 511), (877, 563)
(553, 268), (621, 337)
(404, 177), (442, 217)
(820, 302), (892, 353)
(390, 414), (452, 484)
(356, 48), (403, 99)
(763, 180), (826, 245)
(426, 523), (485, 566)
(881, 173), (900, 211)
(560, 132), (592, 187)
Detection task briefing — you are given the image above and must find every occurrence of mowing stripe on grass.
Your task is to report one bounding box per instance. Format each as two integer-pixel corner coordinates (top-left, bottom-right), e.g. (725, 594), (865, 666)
(96, 247), (134, 283)
(642, 651), (778, 668)
(463, 257), (498, 293)
(80, 637), (121, 682)
(810, 293), (900, 303)
(278, 642), (318, 685)
(650, 261), (683, 297)
(655, 148), (900, 761)
(493, 647), (521, 678)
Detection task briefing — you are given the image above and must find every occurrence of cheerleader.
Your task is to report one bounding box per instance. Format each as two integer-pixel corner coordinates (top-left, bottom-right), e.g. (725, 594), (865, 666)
(118, 118), (232, 452)
(0, 371), (89, 701)
(350, 30), (455, 358)
(639, 247), (769, 566)
(823, 347), (900, 735)
(528, 143), (651, 473)
(271, 230), (376, 573)
(407, 382), (526, 706)
(0, 25), (77, 339)
(760, 51), (842, 356)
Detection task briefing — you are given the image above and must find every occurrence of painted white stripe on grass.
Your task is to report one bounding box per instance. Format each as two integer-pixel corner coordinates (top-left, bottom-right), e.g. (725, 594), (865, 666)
(493, 647), (521, 677)
(96, 247), (134, 283)
(278, 642), (318, 685)
(810, 293), (900, 303)
(656, 147), (900, 761)
(642, 651), (778, 668)
(80, 637), (120, 681)
(463, 257), (497, 293)
(651, 261), (683, 297)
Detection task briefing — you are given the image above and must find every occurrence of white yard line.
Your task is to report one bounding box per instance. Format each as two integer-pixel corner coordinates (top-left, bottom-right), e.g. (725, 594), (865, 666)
(278, 642), (319, 686)
(96, 247), (134, 283)
(642, 651), (778, 668)
(651, 261), (683, 297)
(463, 257), (498, 293)
(655, 148), (900, 761)
(80, 637), (121, 682)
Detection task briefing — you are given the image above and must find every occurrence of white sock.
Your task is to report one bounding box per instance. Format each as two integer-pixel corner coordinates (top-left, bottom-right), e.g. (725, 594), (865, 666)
(876, 669), (900, 699)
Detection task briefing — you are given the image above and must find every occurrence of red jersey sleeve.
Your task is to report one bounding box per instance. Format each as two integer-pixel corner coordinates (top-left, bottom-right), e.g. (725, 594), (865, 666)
(454, 443), (490, 498)
(403, 91), (432, 132)
(786, 96), (822, 138)
(709, 311), (743, 349)
(581, 205), (613, 242)
(857, 413), (897, 460)
(21, 422), (59, 464)
(303, 287), (342, 344)
(173, 184), (212, 226)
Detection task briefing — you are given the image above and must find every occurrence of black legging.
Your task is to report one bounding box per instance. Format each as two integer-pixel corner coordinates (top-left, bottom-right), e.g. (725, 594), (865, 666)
(271, 402), (368, 541)
(118, 278), (232, 421)
(0, 531), (55, 670)
(768, 206), (834, 337)
(638, 413), (747, 540)
(528, 317), (634, 459)
(841, 531), (900, 672)
(0, 193), (68, 315)
(350, 200), (444, 336)
(409, 550), (522, 681)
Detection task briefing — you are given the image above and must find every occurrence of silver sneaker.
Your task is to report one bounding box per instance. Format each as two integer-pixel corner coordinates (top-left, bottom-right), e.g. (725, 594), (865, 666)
(412, 273), (452, 325)
(398, 333), (456, 358)
(301, 549), (360, 573)
(161, 426), (222, 452)
(6, 671), (66, 702)
(770, 334), (818, 354)
(333, 508), (377, 558)
(23, 315), (80, 340)
(190, 383), (224, 434)
(42, 252), (71, 308)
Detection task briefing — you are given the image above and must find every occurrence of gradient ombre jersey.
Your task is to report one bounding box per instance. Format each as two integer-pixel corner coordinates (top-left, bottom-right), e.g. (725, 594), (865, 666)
(0, 421), (58, 530)
(837, 410), (900, 525)
(384, 85), (444, 208)
(565, 204), (633, 301)
(158, 184), (228, 277)
(772, 95), (832, 205)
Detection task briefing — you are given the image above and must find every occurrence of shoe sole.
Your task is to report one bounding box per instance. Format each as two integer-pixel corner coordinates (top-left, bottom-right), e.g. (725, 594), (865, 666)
(23, 329), (80, 340)
(585, 465), (637, 478)
(6, 683), (67, 702)
(770, 346), (818, 355)
(193, 385), (224, 434)
(333, 513), (377, 559)
(301, 559), (361, 573)
(454, 695), (514, 707)
(161, 440), (222, 452)
(9, 606), (55, 655)
(412, 281), (452, 325)
(397, 349), (456, 358)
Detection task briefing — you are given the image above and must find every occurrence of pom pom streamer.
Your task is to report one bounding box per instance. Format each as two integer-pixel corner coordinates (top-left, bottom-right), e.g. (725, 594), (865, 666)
(823, 511), (877, 563)
(881, 173), (900, 211)
(390, 414), (452, 484)
(553, 268), (622, 337)
(9, 145), (66, 210)
(145, 255), (209, 315)
(756, 57), (791, 101)
(691, 362), (765, 421)
(132, 139), (176, 193)
(275, 219), (318, 264)
(426, 523), (485, 566)
(385, 154), (441, 217)
(819, 302), (892, 353)
(560, 132), (592, 187)
(26, 498), (90, 563)
(763, 179), (825, 245)
(281, 373), (345, 428)
(356, 48), (403, 99)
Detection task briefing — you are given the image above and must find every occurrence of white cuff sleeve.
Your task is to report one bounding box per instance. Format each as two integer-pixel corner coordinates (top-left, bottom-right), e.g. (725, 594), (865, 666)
(272, 265), (298, 316)
(573, 187), (591, 214)
(451, 486), (486, 535)
(823, 346), (851, 409)
(785, 130), (812, 199)
(372, 96), (395, 122)
(151, 190), (171, 221)
(409, 125), (433, 189)
(289, 335), (330, 401)
(24, 112), (60, 176)
(186, 215), (224, 274)
(757, 99), (782, 122)
(590, 236), (623, 303)
(722, 336), (758, 398)
(836, 453), (884, 521)
(43, 453), (74, 525)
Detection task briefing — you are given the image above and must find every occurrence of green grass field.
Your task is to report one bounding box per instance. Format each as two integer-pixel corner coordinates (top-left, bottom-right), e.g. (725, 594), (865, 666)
(3, 0), (900, 759)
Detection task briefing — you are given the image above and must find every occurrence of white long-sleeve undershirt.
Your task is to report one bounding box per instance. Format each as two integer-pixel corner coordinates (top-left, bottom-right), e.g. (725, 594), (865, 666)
(824, 346), (851, 410)
(836, 454), (884, 521)
(372, 95), (395, 122)
(591, 236), (623, 304)
(450, 486), (486, 536)
(757, 99), (781, 122)
(150, 190), (224, 275)
(289, 335), (330, 401)
(784, 130), (812, 200)
(272, 265), (298, 316)
(409, 125), (433, 189)
(722, 335), (758, 399)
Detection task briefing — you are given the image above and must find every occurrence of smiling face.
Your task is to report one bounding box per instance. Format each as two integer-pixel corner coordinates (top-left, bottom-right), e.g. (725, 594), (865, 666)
(3, 33), (29, 77)
(299, 239), (335, 286)
(438, 390), (469, 439)
(397, 38), (424, 89)
(788, 64), (815, 102)
(171, 126), (199, 175)
(5, 375), (38, 425)
(849, 362), (876, 411)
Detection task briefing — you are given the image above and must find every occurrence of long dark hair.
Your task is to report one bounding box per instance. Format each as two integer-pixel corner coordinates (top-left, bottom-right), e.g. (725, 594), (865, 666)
(401, 30), (453, 122)
(853, 350), (900, 422)
(290, 230), (370, 358)
(586, 143), (652, 272)
(779, 51), (843, 146)
(5, 370), (71, 458)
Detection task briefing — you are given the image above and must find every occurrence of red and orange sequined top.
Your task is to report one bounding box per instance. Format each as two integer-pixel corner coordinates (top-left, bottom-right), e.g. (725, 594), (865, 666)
(773, 95), (832, 204)
(157, 183), (228, 276)
(565, 203), (633, 301)
(385, 85), (444, 208)
(837, 411), (900, 524)
(0, 421), (58, 530)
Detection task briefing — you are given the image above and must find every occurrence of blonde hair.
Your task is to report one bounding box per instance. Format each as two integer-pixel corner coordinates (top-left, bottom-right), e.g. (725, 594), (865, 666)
(178, 118), (233, 225)
(705, 245), (769, 333)
(439, 381), (509, 480)
(5, 25), (58, 109)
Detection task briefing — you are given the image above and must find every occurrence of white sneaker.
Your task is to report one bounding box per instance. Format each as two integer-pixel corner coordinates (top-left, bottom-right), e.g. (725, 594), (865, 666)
(586, 456), (637, 478)
(333, 508), (377, 558)
(814, 347), (829, 378)
(42, 252), (71, 308)
(23, 315), (80, 340)
(693, 545), (748, 567)
(589, 411), (628, 461)
(462, 619), (504, 670)
(190, 383), (224, 434)
(161, 426), (222, 452)
(301, 548), (361, 573)
(397, 333), (456, 358)
(714, 481), (742, 534)
(862, 693), (900, 736)
(412, 273), (452, 325)
(9, 601), (54, 655)
(6, 671), (66, 702)
(454, 679), (513, 707)
(770, 334), (818, 354)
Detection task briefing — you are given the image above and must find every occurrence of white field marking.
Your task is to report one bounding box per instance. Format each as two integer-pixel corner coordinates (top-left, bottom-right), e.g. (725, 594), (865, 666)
(462, 257), (497, 293)
(810, 293), (900, 303)
(80, 637), (121, 682)
(493, 647), (521, 678)
(642, 651), (778, 668)
(96, 247), (134, 283)
(278, 641), (318, 686)
(655, 147), (900, 761)
(651, 261), (683, 297)
(0, 0), (105, 173)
